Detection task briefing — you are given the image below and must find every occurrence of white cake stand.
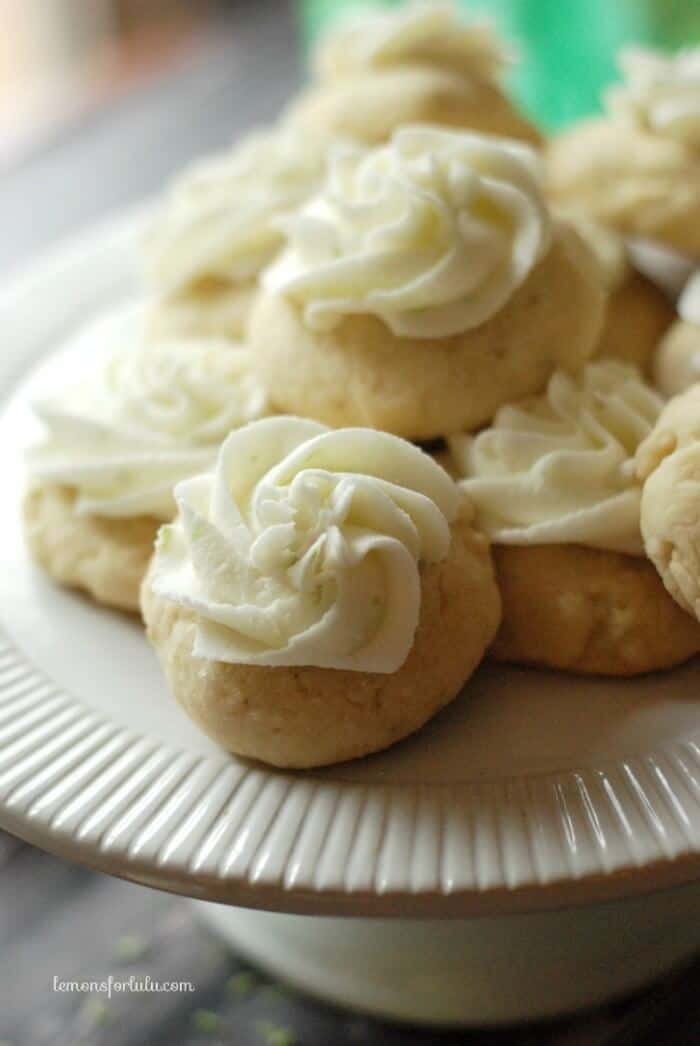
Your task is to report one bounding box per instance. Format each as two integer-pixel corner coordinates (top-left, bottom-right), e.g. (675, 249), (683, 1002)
(1, 214), (700, 1026)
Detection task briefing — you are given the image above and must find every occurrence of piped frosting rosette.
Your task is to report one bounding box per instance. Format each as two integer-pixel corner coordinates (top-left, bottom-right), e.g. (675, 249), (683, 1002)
(449, 361), (664, 555)
(606, 46), (700, 148)
(547, 45), (700, 274)
(28, 338), (267, 520)
(145, 123), (332, 299)
(313, 0), (512, 84)
(264, 125), (551, 338)
(603, 46), (700, 274)
(150, 416), (459, 672)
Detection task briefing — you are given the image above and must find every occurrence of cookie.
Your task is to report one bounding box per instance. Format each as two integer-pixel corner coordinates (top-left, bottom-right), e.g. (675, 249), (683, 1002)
(287, 66), (542, 147)
(548, 120), (700, 258)
(146, 279), (257, 343)
(24, 483), (158, 613)
(637, 383), (700, 623)
(251, 128), (603, 440)
(654, 320), (700, 397)
(311, 0), (512, 85)
(144, 123), (331, 341)
(561, 212), (675, 371)
(489, 543), (700, 675)
(24, 329), (268, 609)
(599, 269), (675, 372)
(547, 48), (700, 257)
(447, 360), (697, 674)
(290, 1), (541, 147)
(653, 273), (700, 396)
(143, 517), (499, 768)
(450, 360), (663, 556)
(142, 416), (501, 767)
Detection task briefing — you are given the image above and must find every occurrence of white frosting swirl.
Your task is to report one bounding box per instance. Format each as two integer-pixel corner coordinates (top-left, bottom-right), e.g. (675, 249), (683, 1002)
(679, 270), (700, 326)
(145, 124), (331, 297)
(264, 126), (551, 338)
(28, 336), (268, 520)
(606, 46), (700, 147)
(150, 416), (459, 672)
(449, 361), (663, 555)
(313, 0), (511, 83)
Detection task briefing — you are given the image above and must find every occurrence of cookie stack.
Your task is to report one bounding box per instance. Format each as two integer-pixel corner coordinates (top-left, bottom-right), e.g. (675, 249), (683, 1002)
(23, 2), (700, 768)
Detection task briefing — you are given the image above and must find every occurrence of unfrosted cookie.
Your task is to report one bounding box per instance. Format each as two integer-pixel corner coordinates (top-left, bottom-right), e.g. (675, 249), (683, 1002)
(448, 360), (699, 674)
(547, 48), (700, 257)
(144, 124), (331, 342)
(289, 1), (541, 147)
(142, 417), (501, 768)
(251, 128), (603, 440)
(24, 483), (158, 613)
(637, 383), (700, 623)
(489, 544), (700, 675)
(24, 326), (268, 610)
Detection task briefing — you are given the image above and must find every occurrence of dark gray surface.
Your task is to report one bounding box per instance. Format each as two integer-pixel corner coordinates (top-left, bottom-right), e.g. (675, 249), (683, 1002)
(2, 2), (700, 1042)
(1, 839), (700, 1046)
(0, 0), (301, 277)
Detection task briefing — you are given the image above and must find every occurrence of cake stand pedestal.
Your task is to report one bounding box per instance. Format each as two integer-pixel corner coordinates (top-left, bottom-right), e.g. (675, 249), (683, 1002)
(194, 883), (700, 1025)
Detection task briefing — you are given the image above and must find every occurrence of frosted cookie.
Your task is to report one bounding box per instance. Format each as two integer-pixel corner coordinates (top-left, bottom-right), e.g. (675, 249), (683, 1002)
(653, 271), (700, 396)
(142, 416), (501, 768)
(547, 47), (700, 259)
(23, 484), (161, 615)
(24, 334), (267, 612)
(449, 360), (700, 674)
(486, 544), (700, 676)
(637, 382), (700, 623)
(250, 127), (604, 441)
(287, 1), (541, 146)
(144, 124), (332, 341)
(560, 212), (675, 372)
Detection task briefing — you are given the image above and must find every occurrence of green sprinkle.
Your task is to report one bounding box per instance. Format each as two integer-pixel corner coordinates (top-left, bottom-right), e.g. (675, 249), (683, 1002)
(226, 970), (259, 997)
(192, 1009), (219, 1034)
(260, 982), (290, 999)
(82, 998), (111, 1025)
(113, 933), (150, 963)
(157, 525), (173, 550)
(255, 1020), (298, 1046)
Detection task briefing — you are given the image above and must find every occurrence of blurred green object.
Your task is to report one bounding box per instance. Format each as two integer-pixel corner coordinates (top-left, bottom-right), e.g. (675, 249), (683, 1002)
(299, 0), (700, 129)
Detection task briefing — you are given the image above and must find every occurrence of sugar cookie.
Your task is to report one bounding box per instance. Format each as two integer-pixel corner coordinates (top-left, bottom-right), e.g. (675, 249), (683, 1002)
(142, 416), (501, 767)
(653, 273), (700, 396)
(288, 1), (540, 147)
(559, 213), (675, 371)
(449, 361), (700, 673)
(637, 382), (700, 623)
(25, 332), (267, 610)
(145, 124), (331, 341)
(547, 48), (700, 258)
(251, 127), (603, 439)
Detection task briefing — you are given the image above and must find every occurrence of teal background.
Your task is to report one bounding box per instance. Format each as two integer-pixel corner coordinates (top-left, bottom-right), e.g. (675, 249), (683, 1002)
(300, 0), (700, 129)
